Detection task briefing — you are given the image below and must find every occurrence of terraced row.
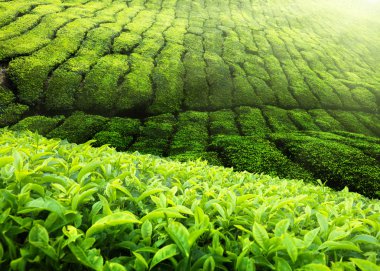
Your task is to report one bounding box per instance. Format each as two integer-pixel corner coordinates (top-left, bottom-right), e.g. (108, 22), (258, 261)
(8, 106), (380, 198)
(0, 0), (379, 119)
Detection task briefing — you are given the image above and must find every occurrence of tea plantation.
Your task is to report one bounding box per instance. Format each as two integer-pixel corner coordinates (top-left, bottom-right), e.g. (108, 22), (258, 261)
(0, 0), (380, 269)
(0, 130), (379, 270)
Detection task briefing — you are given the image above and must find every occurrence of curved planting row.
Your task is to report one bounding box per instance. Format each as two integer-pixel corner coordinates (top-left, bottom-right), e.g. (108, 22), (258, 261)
(6, 105), (380, 198)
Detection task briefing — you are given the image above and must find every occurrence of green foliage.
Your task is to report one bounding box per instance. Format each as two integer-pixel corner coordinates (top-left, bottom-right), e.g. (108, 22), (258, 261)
(210, 135), (314, 182)
(236, 106), (271, 136)
(262, 106), (298, 133)
(209, 110), (239, 136)
(92, 131), (132, 151)
(270, 132), (380, 198)
(115, 53), (154, 113)
(148, 44), (185, 114)
(0, 86), (15, 107)
(328, 110), (374, 136)
(0, 103), (29, 126)
(11, 115), (65, 136)
(0, 130), (379, 270)
(48, 111), (108, 143)
(169, 111), (209, 155)
(77, 54), (129, 113)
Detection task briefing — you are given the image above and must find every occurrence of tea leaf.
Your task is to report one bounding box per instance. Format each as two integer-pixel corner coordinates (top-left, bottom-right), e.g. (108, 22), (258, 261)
(149, 244), (179, 270)
(86, 212), (141, 237)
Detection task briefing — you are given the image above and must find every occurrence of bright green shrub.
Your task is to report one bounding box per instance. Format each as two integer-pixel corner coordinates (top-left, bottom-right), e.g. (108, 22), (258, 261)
(113, 32), (142, 54)
(0, 1), (33, 27)
(46, 26), (118, 112)
(149, 44), (185, 114)
(0, 3), (99, 60)
(48, 111), (108, 143)
(0, 4), (63, 41)
(92, 131), (132, 150)
(247, 76), (277, 105)
(125, 9), (156, 34)
(204, 52), (233, 110)
(282, 60), (320, 109)
(115, 54), (154, 114)
(11, 115), (64, 136)
(270, 132), (380, 198)
(0, 103), (28, 126)
(244, 55), (270, 81)
(203, 29), (224, 55)
(8, 18), (98, 105)
(183, 52), (210, 110)
(222, 32), (246, 64)
(77, 54), (129, 113)
(236, 106), (271, 136)
(105, 117), (141, 137)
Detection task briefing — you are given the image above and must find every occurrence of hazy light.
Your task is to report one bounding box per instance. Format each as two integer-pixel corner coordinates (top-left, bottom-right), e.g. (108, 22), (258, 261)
(367, 0), (379, 4)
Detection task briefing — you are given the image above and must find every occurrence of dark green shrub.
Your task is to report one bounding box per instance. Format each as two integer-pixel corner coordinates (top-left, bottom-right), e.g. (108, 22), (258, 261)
(0, 86), (15, 107)
(308, 109), (345, 132)
(351, 87), (378, 113)
(47, 112), (108, 143)
(270, 133), (380, 198)
(209, 110), (239, 136)
(170, 151), (222, 166)
(288, 109), (321, 131)
(210, 135), (314, 182)
(11, 115), (64, 136)
(354, 112), (380, 136)
(170, 111), (209, 155)
(262, 106), (298, 133)
(0, 103), (29, 127)
(129, 138), (167, 156)
(305, 131), (380, 161)
(328, 110), (374, 136)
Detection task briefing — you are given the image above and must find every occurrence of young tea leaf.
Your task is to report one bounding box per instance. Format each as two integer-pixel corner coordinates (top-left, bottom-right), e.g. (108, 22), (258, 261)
(86, 212), (141, 237)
